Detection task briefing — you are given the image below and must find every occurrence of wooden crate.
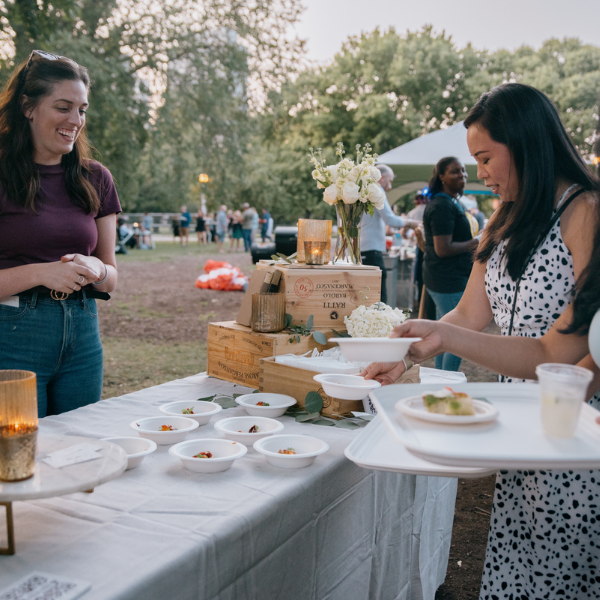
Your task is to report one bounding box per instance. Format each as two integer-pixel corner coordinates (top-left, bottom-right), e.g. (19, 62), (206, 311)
(255, 263), (381, 327)
(259, 356), (420, 418)
(207, 321), (344, 389)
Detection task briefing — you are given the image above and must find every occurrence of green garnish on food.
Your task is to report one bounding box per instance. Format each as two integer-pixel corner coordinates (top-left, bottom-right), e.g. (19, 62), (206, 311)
(182, 408), (194, 414)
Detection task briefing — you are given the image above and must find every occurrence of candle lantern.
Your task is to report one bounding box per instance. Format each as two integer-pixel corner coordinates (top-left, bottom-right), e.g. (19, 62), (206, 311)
(297, 219), (332, 263)
(251, 293), (286, 333)
(304, 241), (327, 265)
(0, 371), (38, 482)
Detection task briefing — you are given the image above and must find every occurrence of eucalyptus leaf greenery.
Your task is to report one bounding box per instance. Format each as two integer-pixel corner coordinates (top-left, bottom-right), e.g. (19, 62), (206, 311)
(284, 394), (374, 429)
(285, 314), (328, 346)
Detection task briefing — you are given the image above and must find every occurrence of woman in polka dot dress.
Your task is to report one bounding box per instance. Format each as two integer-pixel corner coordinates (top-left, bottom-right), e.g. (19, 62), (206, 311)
(362, 83), (600, 599)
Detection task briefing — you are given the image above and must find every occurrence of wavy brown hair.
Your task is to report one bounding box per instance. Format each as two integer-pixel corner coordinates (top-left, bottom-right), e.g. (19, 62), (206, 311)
(0, 52), (100, 213)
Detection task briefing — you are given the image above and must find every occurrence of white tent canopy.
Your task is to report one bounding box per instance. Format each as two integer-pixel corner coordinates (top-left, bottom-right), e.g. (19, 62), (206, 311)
(378, 121), (475, 166)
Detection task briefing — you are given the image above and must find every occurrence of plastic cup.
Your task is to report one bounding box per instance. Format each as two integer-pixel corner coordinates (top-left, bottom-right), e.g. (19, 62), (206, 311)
(535, 363), (593, 438)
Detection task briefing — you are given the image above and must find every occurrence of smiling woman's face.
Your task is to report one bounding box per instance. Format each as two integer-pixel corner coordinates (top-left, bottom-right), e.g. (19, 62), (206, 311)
(467, 123), (518, 203)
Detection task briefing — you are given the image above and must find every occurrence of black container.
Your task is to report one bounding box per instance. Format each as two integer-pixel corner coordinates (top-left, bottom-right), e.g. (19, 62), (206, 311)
(274, 226), (298, 257)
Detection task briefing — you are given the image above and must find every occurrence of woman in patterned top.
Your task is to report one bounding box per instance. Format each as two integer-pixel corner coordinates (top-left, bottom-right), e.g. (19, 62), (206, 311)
(363, 83), (600, 599)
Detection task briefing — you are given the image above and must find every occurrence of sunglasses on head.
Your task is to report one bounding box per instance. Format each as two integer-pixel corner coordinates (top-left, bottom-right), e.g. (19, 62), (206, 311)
(24, 49), (79, 72)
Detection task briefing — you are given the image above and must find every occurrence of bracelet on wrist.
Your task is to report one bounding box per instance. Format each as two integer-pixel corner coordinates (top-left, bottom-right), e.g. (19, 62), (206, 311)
(92, 264), (108, 286)
(401, 357), (413, 372)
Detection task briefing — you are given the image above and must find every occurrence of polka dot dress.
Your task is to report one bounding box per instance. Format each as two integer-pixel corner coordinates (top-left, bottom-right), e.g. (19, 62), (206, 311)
(482, 193), (600, 599)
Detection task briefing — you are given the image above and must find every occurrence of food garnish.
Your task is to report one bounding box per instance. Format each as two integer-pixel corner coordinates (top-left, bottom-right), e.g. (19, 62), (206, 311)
(249, 425), (259, 433)
(182, 408), (195, 414)
(160, 425), (175, 431)
(278, 448), (296, 455)
(256, 401), (270, 406)
(422, 387), (475, 416)
(193, 451), (213, 459)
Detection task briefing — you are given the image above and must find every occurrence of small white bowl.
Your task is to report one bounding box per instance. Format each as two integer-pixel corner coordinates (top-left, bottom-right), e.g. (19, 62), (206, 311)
(169, 439), (247, 473)
(214, 416), (284, 444)
(313, 373), (381, 400)
(253, 434), (329, 469)
(235, 393), (296, 418)
(102, 436), (157, 470)
(159, 400), (222, 424)
(130, 416), (199, 445)
(329, 337), (421, 363)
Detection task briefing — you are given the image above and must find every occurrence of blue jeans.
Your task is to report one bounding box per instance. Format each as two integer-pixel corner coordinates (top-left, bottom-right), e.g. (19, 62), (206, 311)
(242, 229), (252, 252)
(0, 291), (103, 417)
(425, 288), (464, 372)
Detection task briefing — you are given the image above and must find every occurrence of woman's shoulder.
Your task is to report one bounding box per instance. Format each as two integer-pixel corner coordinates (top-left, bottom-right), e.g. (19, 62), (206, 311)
(84, 160), (115, 185)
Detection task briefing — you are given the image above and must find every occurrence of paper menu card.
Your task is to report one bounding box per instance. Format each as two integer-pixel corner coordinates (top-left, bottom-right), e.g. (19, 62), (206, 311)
(0, 572), (91, 600)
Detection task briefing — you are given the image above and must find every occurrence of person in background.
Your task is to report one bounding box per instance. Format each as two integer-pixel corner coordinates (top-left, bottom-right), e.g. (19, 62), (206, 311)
(422, 156), (478, 371)
(179, 204), (191, 246)
(195, 209), (206, 245)
(171, 214), (180, 242)
(141, 212), (153, 248)
(260, 208), (272, 242)
(250, 207), (259, 244)
(360, 164), (419, 305)
(241, 203), (254, 252)
(0, 49), (120, 417)
(215, 204), (228, 254)
(229, 210), (244, 252)
(404, 192), (429, 311)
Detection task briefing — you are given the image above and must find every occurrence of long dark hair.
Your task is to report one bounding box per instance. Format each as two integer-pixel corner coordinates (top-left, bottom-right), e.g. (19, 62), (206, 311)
(428, 156), (460, 197)
(0, 52), (100, 213)
(464, 83), (600, 280)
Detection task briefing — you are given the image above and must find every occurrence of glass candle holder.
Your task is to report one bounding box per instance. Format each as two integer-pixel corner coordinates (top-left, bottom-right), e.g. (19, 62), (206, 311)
(0, 370), (38, 482)
(304, 241), (327, 265)
(251, 293), (285, 333)
(297, 219), (332, 263)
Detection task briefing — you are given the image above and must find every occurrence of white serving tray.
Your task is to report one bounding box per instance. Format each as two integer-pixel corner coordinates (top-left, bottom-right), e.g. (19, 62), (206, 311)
(371, 382), (600, 470)
(344, 416), (494, 478)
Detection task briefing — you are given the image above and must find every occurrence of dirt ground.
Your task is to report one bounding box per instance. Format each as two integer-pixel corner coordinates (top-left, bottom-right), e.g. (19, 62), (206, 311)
(98, 246), (497, 600)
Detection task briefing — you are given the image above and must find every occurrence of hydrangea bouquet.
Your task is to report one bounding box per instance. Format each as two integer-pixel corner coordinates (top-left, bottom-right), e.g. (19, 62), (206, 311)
(344, 303), (409, 338)
(309, 143), (385, 264)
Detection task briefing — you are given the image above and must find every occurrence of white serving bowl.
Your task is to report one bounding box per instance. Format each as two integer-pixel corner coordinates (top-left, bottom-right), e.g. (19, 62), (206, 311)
(329, 337), (421, 363)
(169, 439), (247, 473)
(235, 393), (296, 418)
(159, 400), (222, 424)
(253, 434), (329, 469)
(214, 416), (284, 444)
(102, 436), (157, 470)
(313, 373), (381, 400)
(130, 416), (199, 445)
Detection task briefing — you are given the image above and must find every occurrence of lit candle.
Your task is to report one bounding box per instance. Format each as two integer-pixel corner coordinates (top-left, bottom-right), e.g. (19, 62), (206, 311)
(304, 241), (327, 265)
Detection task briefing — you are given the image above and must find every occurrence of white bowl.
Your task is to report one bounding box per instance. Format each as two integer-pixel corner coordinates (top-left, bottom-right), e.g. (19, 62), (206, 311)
(253, 434), (329, 468)
(130, 416), (199, 445)
(159, 400), (222, 424)
(169, 439), (247, 473)
(102, 436), (157, 470)
(235, 393), (296, 418)
(214, 416), (284, 444)
(313, 373), (381, 400)
(329, 337), (421, 363)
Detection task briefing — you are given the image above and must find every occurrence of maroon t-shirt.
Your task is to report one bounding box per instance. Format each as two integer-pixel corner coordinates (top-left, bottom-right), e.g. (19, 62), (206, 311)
(0, 161), (121, 269)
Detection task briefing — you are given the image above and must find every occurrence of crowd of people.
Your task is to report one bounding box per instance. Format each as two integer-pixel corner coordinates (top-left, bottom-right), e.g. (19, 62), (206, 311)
(0, 47), (599, 600)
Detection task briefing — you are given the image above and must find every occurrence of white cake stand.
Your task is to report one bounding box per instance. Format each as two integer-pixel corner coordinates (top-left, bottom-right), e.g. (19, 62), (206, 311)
(0, 435), (127, 554)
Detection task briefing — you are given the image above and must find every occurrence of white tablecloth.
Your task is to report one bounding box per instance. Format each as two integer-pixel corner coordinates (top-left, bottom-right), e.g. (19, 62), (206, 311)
(0, 374), (457, 600)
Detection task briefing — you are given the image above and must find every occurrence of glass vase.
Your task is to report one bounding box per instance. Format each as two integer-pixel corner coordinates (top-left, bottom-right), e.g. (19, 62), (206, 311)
(335, 203), (363, 265)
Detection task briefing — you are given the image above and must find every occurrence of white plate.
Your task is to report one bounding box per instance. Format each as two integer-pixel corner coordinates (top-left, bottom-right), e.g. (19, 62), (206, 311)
(214, 416), (284, 444)
(253, 434), (329, 469)
(169, 439), (247, 473)
(159, 400), (222, 424)
(313, 373), (381, 400)
(329, 337), (421, 362)
(396, 395), (499, 424)
(235, 393), (296, 418)
(371, 382), (600, 470)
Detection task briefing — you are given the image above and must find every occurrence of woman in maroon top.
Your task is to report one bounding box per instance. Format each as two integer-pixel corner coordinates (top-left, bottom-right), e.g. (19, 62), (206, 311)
(0, 50), (121, 416)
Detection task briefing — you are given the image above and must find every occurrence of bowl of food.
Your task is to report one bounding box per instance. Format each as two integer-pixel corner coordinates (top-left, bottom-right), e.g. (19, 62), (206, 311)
(169, 438), (247, 473)
(313, 374), (381, 401)
(159, 400), (222, 424)
(235, 393), (296, 418)
(253, 434), (329, 469)
(130, 416), (199, 445)
(329, 337), (421, 363)
(102, 436), (157, 470)
(214, 416), (284, 444)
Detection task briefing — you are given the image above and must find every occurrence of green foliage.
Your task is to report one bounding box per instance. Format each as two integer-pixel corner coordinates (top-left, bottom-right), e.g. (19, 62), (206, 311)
(286, 314), (328, 346)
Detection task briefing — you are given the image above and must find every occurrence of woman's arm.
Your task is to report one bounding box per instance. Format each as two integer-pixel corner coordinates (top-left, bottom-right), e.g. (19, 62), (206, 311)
(432, 234), (479, 258)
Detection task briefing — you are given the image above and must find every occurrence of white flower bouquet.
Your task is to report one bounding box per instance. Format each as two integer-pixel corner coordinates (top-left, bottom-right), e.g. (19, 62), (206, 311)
(309, 143), (385, 264)
(344, 302), (409, 338)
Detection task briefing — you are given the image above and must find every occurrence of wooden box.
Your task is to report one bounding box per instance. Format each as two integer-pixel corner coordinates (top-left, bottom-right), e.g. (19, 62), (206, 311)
(259, 356), (420, 418)
(255, 263), (381, 327)
(207, 321), (344, 389)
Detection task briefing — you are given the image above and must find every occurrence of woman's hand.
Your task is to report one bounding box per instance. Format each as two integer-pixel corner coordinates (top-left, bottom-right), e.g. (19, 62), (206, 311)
(61, 254), (104, 284)
(360, 361), (406, 386)
(38, 259), (99, 294)
(390, 320), (446, 363)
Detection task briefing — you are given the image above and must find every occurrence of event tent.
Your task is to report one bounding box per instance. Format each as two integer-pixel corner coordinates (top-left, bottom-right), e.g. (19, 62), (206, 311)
(377, 121), (492, 202)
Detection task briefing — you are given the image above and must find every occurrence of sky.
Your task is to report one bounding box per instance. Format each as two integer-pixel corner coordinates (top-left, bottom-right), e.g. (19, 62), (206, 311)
(294, 0), (600, 64)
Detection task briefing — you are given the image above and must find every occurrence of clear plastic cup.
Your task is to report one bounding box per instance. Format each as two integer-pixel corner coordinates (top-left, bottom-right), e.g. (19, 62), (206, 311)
(535, 363), (593, 438)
